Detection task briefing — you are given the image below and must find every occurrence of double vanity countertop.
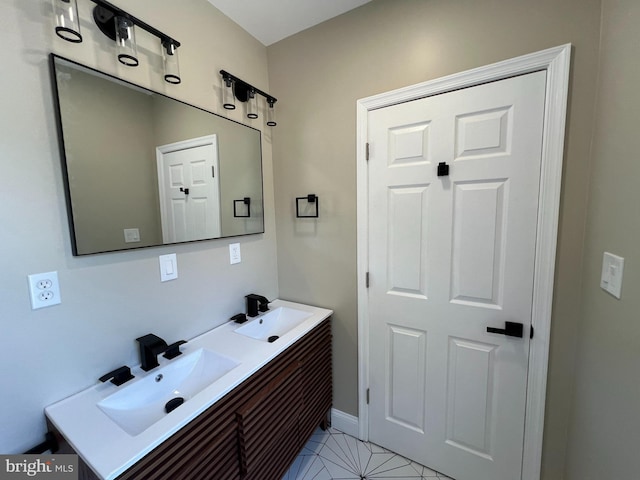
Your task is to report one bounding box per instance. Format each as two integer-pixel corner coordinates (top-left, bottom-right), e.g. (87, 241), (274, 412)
(45, 300), (332, 480)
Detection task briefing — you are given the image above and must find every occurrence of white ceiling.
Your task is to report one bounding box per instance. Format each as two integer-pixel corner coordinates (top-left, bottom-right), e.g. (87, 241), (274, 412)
(207, 0), (373, 46)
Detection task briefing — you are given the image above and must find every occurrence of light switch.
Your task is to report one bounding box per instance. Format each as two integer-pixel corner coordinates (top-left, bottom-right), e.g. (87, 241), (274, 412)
(159, 253), (178, 282)
(229, 243), (241, 264)
(600, 252), (624, 299)
(123, 228), (140, 243)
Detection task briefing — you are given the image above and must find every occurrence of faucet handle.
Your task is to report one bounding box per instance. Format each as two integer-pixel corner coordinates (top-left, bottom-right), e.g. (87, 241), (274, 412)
(258, 298), (270, 312)
(99, 366), (134, 386)
(231, 313), (248, 324)
(163, 340), (187, 359)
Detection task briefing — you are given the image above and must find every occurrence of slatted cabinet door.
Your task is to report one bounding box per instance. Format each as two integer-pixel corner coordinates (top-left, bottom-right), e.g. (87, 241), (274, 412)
(236, 361), (303, 478)
(299, 322), (333, 440)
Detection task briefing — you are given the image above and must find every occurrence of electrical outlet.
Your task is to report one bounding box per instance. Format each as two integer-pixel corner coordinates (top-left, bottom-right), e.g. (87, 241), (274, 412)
(36, 279), (53, 290)
(39, 291), (54, 302)
(28, 271), (61, 309)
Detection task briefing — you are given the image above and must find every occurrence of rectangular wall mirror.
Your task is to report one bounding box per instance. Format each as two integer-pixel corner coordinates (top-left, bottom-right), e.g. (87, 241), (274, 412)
(50, 54), (264, 255)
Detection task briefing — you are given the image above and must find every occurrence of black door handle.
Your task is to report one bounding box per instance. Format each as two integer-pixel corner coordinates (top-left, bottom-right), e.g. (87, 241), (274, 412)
(180, 187), (190, 195)
(437, 162), (449, 176)
(486, 321), (524, 338)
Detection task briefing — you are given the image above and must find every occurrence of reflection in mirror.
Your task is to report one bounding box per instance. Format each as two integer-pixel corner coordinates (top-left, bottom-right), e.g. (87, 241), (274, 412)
(50, 55), (264, 255)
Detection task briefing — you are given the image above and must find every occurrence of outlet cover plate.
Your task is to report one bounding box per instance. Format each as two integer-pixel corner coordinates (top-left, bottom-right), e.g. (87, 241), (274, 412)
(28, 271), (62, 309)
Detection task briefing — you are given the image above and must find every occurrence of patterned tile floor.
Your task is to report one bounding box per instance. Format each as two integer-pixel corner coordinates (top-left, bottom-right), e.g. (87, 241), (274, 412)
(282, 427), (454, 480)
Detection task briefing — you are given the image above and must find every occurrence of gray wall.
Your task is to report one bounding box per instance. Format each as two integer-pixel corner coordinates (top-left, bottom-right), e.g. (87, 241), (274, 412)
(0, 0), (277, 453)
(564, 0), (640, 478)
(267, 1), (602, 479)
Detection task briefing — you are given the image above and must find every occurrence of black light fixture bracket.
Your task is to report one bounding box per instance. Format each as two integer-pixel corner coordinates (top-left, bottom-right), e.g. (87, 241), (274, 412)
(220, 70), (277, 105)
(90, 0), (180, 50)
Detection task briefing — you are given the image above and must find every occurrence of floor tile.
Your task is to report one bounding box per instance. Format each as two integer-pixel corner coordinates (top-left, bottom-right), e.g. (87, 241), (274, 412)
(282, 427), (451, 480)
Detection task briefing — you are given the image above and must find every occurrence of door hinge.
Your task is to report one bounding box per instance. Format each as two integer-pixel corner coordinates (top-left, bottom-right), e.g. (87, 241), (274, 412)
(212, 166), (215, 178)
(366, 143), (370, 161)
(530, 325), (534, 339)
(366, 388), (370, 404)
(365, 272), (370, 288)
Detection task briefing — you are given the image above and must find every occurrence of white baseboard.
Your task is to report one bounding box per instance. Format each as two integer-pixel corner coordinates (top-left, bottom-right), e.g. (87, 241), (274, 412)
(330, 408), (360, 438)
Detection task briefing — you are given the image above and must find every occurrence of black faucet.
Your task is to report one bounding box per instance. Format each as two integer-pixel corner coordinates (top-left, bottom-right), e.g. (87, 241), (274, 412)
(136, 334), (168, 371)
(245, 294), (270, 317)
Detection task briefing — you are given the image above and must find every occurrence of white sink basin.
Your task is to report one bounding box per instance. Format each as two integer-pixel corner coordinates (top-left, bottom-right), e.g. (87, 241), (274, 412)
(234, 306), (313, 342)
(97, 348), (239, 436)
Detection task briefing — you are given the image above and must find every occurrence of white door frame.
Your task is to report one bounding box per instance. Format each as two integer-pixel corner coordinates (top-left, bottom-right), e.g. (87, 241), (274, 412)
(356, 44), (571, 480)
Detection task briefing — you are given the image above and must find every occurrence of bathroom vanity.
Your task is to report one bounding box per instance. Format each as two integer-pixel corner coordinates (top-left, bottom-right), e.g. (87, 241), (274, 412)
(45, 300), (333, 480)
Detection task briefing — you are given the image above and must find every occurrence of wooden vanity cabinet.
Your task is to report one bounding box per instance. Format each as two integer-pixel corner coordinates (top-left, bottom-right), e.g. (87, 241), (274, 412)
(53, 318), (332, 480)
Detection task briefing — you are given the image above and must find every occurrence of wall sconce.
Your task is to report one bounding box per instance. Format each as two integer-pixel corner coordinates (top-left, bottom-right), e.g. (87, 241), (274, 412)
(52, 0), (181, 84)
(220, 70), (277, 126)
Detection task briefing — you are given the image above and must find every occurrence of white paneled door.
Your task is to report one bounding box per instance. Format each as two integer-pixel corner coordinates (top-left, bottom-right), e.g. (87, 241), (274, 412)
(367, 71), (547, 480)
(157, 136), (221, 243)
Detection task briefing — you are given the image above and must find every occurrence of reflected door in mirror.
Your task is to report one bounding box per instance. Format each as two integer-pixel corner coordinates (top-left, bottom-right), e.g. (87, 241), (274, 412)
(157, 136), (221, 243)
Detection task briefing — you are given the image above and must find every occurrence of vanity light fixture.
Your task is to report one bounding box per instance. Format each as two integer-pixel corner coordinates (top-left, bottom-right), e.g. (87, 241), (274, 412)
(52, 0), (82, 43)
(222, 77), (236, 110)
(162, 39), (181, 84)
(52, 0), (181, 84)
(114, 15), (138, 66)
(220, 70), (277, 126)
(246, 89), (259, 119)
(266, 98), (277, 127)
